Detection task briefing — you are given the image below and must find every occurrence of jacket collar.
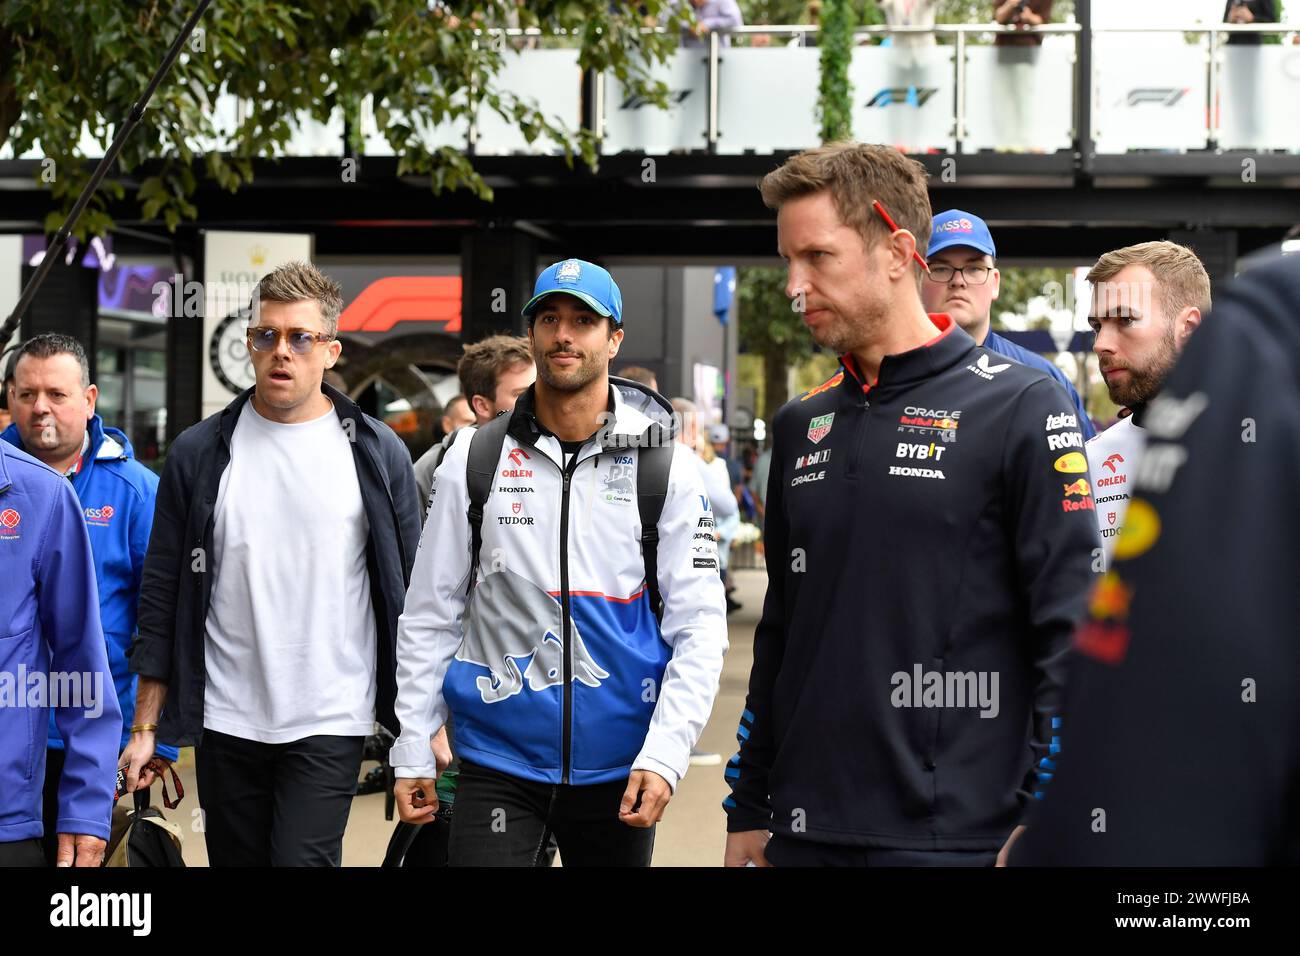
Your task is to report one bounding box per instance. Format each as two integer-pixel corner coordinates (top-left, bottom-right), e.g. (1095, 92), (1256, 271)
(839, 313), (977, 395)
(507, 378), (674, 453)
(219, 383), (371, 446)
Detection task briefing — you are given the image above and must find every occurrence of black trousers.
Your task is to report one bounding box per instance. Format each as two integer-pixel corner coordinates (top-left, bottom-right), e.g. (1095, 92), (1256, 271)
(195, 729), (365, 867)
(0, 839), (47, 867)
(765, 834), (997, 867)
(448, 760), (655, 867)
(41, 746), (67, 865)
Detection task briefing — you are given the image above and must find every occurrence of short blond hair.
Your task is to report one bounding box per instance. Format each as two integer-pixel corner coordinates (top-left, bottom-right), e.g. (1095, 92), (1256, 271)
(252, 260), (344, 337)
(1086, 241), (1211, 321)
(759, 142), (932, 256)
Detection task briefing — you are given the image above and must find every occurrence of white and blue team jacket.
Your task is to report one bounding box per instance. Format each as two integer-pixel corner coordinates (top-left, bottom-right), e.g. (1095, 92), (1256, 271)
(390, 382), (729, 791)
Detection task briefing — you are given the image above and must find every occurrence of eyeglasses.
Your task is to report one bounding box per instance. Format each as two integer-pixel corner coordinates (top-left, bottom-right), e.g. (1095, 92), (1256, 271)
(246, 326), (335, 354)
(925, 264), (993, 285)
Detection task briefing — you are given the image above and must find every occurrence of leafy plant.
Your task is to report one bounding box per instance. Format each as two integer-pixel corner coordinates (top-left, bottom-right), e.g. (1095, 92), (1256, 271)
(0, 1), (689, 238)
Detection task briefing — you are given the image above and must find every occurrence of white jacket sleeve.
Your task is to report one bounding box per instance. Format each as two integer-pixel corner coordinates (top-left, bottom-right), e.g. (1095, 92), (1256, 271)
(631, 443), (730, 791)
(390, 427), (475, 778)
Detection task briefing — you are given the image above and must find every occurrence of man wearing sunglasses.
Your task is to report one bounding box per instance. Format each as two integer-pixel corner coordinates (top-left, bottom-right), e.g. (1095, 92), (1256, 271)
(122, 260), (422, 866)
(920, 209), (1094, 440)
(723, 143), (1098, 867)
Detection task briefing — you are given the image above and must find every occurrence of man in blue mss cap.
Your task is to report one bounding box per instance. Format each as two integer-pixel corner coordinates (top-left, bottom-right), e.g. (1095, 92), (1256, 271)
(921, 210), (1095, 438)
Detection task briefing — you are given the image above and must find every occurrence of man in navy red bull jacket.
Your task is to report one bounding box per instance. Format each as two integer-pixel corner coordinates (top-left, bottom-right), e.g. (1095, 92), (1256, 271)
(723, 143), (1099, 866)
(0, 438), (120, 867)
(2, 333), (179, 864)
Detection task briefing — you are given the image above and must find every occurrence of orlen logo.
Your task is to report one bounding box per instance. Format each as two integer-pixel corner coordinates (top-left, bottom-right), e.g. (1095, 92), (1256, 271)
(502, 446), (533, 479)
(84, 504), (116, 523)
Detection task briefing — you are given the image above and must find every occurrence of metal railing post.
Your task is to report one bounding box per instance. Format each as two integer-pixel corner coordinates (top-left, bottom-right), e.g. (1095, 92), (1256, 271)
(707, 29), (720, 153)
(1207, 28), (1220, 150)
(954, 30), (967, 154)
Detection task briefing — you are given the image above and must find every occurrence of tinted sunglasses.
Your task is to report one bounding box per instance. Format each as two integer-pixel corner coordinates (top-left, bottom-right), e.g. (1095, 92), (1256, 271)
(246, 326), (335, 354)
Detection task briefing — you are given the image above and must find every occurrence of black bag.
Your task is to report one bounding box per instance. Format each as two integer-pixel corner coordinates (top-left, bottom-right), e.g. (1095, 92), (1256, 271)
(104, 790), (185, 868)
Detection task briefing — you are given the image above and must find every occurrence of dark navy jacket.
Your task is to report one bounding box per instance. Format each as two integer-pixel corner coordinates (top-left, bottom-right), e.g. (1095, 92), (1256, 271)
(128, 384), (422, 745)
(725, 314), (1099, 850)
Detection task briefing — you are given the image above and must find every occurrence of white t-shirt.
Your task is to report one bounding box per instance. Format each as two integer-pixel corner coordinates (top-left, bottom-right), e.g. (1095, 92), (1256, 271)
(1086, 414), (1146, 569)
(203, 400), (376, 743)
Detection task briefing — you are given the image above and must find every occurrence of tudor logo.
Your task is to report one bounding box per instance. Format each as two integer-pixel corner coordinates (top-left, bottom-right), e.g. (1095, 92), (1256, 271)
(511, 502), (523, 515)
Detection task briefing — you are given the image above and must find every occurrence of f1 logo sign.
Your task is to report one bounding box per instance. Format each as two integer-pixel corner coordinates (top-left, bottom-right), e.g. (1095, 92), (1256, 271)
(1123, 88), (1189, 107)
(865, 87), (939, 108)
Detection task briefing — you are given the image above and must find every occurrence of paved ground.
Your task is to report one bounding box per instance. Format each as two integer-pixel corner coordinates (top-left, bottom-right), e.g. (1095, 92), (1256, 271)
(169, 567), (766, 867)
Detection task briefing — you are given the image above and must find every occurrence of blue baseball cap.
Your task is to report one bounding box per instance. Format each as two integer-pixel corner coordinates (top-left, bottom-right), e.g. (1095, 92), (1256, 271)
(928, 210), (997, 259)
(522, 258), (623, 323)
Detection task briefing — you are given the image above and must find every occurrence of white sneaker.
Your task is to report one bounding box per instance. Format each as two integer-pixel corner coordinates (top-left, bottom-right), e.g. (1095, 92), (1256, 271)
(689, 748), (722, 766)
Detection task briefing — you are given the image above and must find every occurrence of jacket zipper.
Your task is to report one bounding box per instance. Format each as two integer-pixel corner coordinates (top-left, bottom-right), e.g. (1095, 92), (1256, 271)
(558, 451), (583, 785)
(845, 393), (872, 478)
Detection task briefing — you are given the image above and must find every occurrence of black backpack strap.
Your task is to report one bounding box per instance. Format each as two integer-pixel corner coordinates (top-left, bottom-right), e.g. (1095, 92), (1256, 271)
(636, 438), (674, 622)
(464, 415), (512, 597)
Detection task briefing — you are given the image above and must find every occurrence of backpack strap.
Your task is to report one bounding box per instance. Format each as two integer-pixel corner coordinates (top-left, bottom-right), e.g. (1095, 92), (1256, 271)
(636, 436), (674, 622)
(464, 415), (512, 597)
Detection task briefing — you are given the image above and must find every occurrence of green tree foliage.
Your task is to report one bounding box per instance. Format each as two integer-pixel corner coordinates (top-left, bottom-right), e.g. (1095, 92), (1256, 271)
(991, 266), (1072, 328)
(0, 1), (688, 237)
(738, 266), (823, 422)
(817, 0), (855, 141)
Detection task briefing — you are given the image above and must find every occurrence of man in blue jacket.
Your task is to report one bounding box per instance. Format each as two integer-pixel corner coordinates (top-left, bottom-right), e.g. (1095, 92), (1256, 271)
(921, 209), (1096, 439)
(0, 438), (120, 866)
(2, 333), (178, 864)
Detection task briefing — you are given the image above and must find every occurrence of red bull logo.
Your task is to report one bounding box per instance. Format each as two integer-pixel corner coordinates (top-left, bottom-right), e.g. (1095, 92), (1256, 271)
(1062, 478), (1091, 497)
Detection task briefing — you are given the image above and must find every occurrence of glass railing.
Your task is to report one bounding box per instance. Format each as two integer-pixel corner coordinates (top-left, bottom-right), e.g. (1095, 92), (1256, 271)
(5, 23), (1297, 162)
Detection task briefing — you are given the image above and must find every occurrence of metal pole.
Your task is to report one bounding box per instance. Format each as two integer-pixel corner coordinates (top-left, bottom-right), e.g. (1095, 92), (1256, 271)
(1074, 0), (1094, 177)
(1207, 29), (1219, 150)
(954, 30), (967, 154)
(1, 0), (214, 347)
(707, 29), (720, 153)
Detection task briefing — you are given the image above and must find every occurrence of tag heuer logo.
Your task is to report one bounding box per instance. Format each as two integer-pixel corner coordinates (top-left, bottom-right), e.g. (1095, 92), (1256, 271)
(807, 413), (834, 444)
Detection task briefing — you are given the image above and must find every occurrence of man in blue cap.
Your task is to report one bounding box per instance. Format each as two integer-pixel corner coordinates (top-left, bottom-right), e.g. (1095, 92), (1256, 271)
(392, 258), (728, 866)
(921, 209), (1095, 438)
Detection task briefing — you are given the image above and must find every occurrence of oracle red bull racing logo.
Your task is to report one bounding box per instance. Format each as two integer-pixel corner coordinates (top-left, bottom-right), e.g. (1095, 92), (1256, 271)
(898, 406), (961, 443)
